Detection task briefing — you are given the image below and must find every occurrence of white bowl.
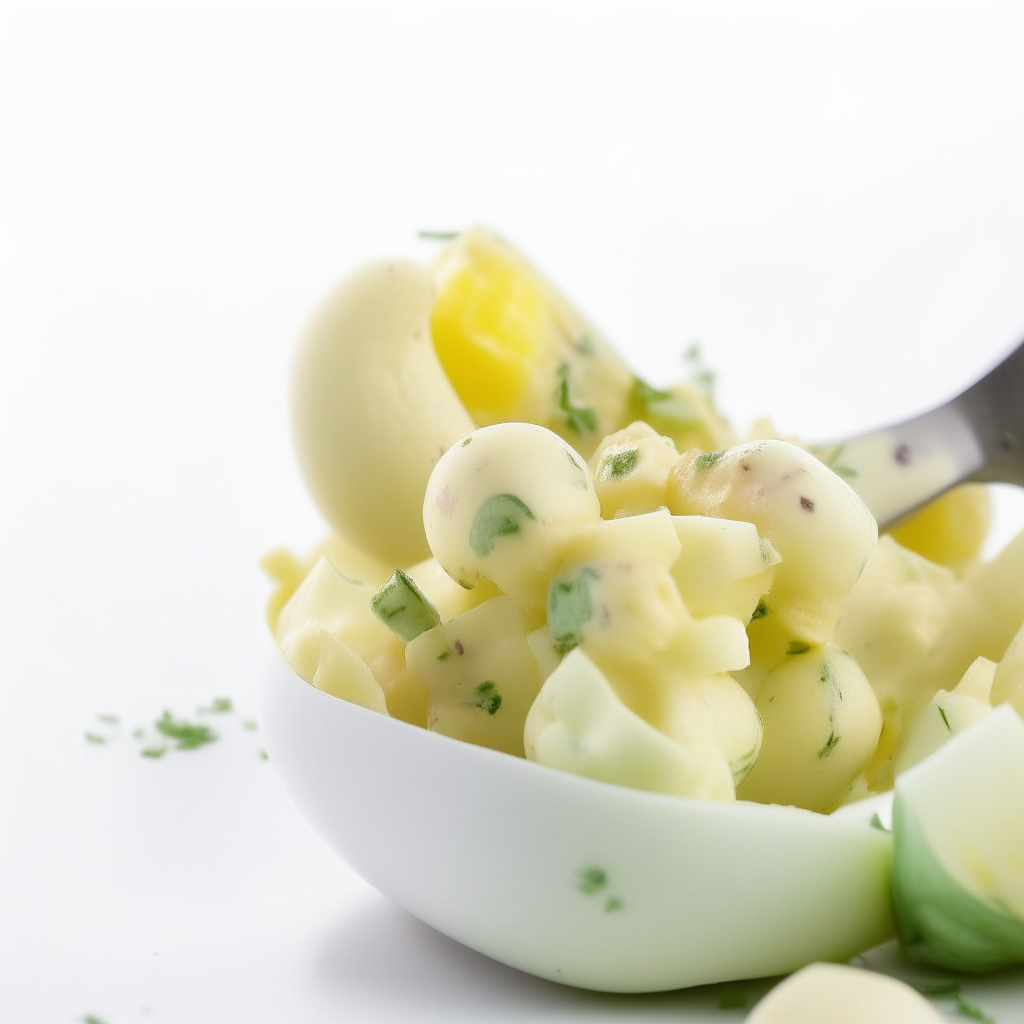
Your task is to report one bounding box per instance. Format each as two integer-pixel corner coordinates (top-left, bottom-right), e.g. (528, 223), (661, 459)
(261, 649), (894, 993)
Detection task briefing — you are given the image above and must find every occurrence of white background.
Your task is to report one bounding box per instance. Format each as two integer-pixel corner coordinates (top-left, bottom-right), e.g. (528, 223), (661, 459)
(3, 2), (1024, 1021)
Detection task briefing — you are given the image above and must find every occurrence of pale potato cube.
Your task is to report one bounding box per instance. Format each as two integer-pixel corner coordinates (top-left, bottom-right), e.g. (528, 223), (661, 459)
(669, 439), (876, 643)
(588, 421), (680, 518)
(993, 619), (1024, 717)
(738, 644), (883, 813)
(406, 596), (541, 756)
(670, 515), (780, 621)
(280, 621), (387, 713)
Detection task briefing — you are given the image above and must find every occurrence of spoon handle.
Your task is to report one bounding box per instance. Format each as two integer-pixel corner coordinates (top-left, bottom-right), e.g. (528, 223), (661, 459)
(818, 338), (1024, 529)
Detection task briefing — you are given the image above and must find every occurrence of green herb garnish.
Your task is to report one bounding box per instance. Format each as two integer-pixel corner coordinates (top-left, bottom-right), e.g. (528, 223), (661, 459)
(631, 376), (702, 427)
(869, 813), (890, 832)
(603, 448), (640, 480)
(417, 230), (459, 240)
(140, 746), (167, 759)
(817, 731), (840, 759)
(604, 897), (623, 913)
(83, 1016), (108, 1024)
(472, 681), (502, 716)
(556, 363), (598, 435)
(97, 714), (119, 725)
(199, 697), (232, 713)
(823, 443), (858, 479)
(84, 732), (106, 744)
(577, 866), (607, 894)
(154, 711), (217, 750)
(751, 599), (768, 621)
(371, 568), (442, 642)
(786, 640), (812, 655)
(694, 449), (726, 470)
(548, 568), (598, 654)
(469, 493), (535, 557)
(241, 719), (257, 732)
(717, 985), (748, 1009)
(938, 705), (952, 732)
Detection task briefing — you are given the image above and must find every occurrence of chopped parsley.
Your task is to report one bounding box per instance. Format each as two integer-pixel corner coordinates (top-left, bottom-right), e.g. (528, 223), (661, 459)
(556, 363), (598, 435)
(154, 711), (217, 750)
(751, 599), (768, 621)
(469, 493), (535, 557)
(417, 230), (459, 240)
(436, 649), (453, 662)
(371, 568), (441, 642)
(461, 435), (473, 446)
(258, 749), (269, 761)
(548, 568), (598, 654)
(472, 681), (502, 716)
(869, 813), (890, 832)
(563, 446), (591, 489)
(83, 1016), (108, 1024)
(786, 640), (812, 655)
(241, 719), (257, 732)
(938, 705), (952, 732)
(823, 443), (858, 479)
(97, 714), (119, 725)
(140, 746), (167, 759)
(199, 697), (232, 713)
(84, 732), (107, 744)
(604, 897), (623, 913)
(694, 449), (726, 470)
(915, 981), (995, 1023)
(816, 731), (840, 760)
(819, 661), (843, 703)
(577, 866), (607, 894)
(631, 376), (702, 427)
(604, 448), (640, 480)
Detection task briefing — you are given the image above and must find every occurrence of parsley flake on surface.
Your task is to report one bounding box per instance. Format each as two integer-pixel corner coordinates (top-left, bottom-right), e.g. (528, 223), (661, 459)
(556, 363), (598, 435)
(154, 711), (217, 750)
(548, 568), (598, 654)
(472, 681), (502, 716)
(694, 449), (726, 470)
(751, 599), (768, 621)
(140, 746), (167, 759)
(576, 866), (607, 894)
(199, 697), (232, 713)
(604, 448), (640, 480)
(96, 714), (119, 725)
(816, 731), (840, 759)
(469, 493), (535, 557)
(786, 640), (812, 655)
(417, 230), (459, 240)
(84, 732), (107, 744)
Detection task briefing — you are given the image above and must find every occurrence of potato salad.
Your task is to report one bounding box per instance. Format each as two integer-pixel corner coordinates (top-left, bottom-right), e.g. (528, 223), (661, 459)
(266, 226), (1024, 976)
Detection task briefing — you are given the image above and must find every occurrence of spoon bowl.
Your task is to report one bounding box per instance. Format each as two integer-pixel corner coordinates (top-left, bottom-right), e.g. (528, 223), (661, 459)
(262, 649), (894, 993)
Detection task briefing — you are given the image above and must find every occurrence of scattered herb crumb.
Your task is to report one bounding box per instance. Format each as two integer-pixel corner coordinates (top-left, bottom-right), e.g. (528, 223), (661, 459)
(694, 449), (726, 470)
(241, 719), (257, 732)
(472, 681), (502, 716)
(916, 982), (996, 1023)
(751, 599), (768, 621)
(141, 746), (167, 759)
(417, 230), (459, 240)
(606, 448), (640, 479)
(436, 650), (453, 662)
(258, 749), (269, 761)
(97, 714), (119, 725)
(816, 731), (840, 760)
(577, 866), (608, 894)
(604, 897), (623, 913)
(199, 697), (233, 714)
(938, 705), (952, 732)
(155, 711), (217, 750)
(132, 727), (145, 739)
(869, 813), (890, 832)
(83, 1015), (108, 1024)
(786, 640), (812, 655)
(556, 363), (599, 435)
(84, 732), (107, 744)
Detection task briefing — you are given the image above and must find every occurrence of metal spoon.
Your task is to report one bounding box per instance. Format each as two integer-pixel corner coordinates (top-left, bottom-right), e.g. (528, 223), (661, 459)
(815, 338), (1024, 529)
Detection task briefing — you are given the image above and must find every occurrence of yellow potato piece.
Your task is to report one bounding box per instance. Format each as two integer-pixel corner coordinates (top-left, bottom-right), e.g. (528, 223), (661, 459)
(888, 483), (990, 576)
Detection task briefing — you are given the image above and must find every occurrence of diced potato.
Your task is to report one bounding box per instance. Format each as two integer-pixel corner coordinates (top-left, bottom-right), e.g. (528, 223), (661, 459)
(993, 620), (1024, 717)
(588, 421), (680, 518)
(670, 515), (780, 622)
(738, 644), (883, 813)
(280, 621), (387, 713)
(668, 439), (877, 644)
(405, 596), (541, 756)
(524, 648), (735, 800)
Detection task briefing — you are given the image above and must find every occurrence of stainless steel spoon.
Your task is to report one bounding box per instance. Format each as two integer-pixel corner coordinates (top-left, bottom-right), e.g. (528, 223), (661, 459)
(815, 338), (1024, 529)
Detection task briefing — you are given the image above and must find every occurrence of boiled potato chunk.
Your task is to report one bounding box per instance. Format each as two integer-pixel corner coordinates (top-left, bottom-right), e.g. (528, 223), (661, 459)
(423, 422), (601, 607)
(738, 644), (883, 813)
(523, 648), (735, 800)
(280, 621), (387, 713)
(992, 619), (1024, 717)
(745, 962), (943, 1024)
(670, 514), (780, 622)
(669, 439), (876, 644)
(892, 705), (1024, 971)
(588, 421), (680, 518)
(406, 596), (541, 756)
